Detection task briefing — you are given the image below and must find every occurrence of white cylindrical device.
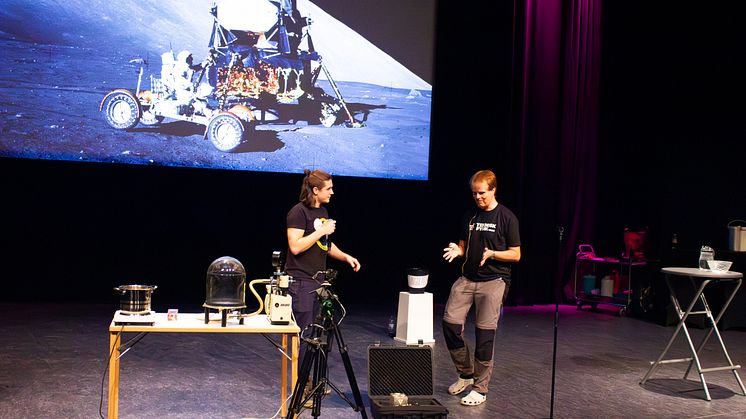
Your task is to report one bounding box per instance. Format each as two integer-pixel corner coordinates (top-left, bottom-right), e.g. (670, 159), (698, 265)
(407, 268), (429, 294)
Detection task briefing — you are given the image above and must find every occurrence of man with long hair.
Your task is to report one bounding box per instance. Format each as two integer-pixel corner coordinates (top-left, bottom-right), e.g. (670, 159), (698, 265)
(285, 169), (361, 337)
(441, 169), (521, 406)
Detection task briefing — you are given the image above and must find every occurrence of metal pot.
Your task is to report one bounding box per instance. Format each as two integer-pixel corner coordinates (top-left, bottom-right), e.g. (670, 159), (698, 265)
(728, 220), (746, 252)
(114, 284), (157, 314)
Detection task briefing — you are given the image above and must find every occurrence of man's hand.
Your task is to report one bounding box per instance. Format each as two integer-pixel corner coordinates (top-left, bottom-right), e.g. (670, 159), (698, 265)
(443, 242), (462, 263)
(319, 219), (336, 235)
(480, 248), (494, 266)
(346, 255), (361, 272)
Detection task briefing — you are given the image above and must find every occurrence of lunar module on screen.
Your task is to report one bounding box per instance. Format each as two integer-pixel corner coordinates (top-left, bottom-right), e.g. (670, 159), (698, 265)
(101, 0), (358, 152)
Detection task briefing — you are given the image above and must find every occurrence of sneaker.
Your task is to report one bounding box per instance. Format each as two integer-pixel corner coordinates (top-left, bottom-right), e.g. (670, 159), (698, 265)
(301, 384), (330, 408)
(460, 390), (486, 406)
(448, 377), (474, 395)
(302, 382), (314, 408)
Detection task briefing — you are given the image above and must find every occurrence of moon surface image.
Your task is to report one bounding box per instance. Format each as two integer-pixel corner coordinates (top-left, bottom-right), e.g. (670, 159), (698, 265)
(0, 0), (434, 179)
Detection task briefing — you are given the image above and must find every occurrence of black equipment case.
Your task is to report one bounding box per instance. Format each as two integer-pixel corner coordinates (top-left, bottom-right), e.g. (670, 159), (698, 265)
(367, 344), (448, 419)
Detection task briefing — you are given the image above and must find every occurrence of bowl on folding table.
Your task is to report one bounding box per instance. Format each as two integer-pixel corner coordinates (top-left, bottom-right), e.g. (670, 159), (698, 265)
(707, 260), (733, 273)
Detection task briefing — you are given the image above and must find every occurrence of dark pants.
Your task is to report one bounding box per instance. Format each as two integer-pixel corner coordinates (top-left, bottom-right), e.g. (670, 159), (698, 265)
(289, 278), (321, 367)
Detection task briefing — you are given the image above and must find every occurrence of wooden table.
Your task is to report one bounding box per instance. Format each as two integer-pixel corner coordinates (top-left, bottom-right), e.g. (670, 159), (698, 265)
(107, 312), (299, 418)
(640, 267), (746, 400)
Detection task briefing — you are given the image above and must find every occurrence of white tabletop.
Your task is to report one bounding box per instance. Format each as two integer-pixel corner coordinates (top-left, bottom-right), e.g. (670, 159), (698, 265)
(661, 267), (743, 280)
(110, 312), (300, 333)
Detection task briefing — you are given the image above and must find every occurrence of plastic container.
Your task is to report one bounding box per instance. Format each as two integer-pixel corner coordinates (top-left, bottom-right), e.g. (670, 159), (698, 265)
(601, 277), (614, 297)
(699, 246), (714, 270)
(582, 275), (596, 294)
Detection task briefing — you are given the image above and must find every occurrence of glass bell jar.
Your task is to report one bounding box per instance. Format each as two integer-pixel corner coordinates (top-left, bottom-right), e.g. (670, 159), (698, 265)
(204, 256), (247, 309)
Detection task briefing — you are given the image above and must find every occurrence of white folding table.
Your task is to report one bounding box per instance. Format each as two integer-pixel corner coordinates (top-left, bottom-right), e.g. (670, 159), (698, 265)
(107, 312), (299, 418)
(640, 267), (746, 400)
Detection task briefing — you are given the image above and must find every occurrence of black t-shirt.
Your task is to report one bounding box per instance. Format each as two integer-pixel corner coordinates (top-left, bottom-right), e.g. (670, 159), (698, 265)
(459, 204), (521, 282)
(285, 202), (330, 280)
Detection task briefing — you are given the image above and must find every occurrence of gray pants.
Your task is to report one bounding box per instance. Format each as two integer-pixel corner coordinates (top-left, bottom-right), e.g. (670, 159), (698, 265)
(442, 276), (506, 394)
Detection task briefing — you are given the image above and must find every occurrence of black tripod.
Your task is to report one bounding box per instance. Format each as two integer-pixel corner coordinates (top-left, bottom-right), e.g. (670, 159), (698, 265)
(287, 281), (368, 419)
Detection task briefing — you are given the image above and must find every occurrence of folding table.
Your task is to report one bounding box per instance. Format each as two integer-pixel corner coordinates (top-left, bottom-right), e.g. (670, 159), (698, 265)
(107, 312), (299, 418)
(640, 267), (746, 400)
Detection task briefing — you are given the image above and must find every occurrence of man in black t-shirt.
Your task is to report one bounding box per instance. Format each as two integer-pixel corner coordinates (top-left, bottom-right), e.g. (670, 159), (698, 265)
(441, 169), (521, 407)
(286, 169), (361, 337)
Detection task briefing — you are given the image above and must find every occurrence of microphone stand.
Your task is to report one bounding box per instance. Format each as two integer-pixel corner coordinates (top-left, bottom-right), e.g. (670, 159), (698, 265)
(549, 226), (565, 419)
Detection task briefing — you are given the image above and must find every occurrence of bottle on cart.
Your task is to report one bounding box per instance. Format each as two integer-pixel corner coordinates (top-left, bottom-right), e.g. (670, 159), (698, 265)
(699, 245), (714, 270)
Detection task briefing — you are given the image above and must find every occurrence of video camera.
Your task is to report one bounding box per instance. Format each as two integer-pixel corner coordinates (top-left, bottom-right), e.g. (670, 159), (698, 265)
(312, 268), (338, 284)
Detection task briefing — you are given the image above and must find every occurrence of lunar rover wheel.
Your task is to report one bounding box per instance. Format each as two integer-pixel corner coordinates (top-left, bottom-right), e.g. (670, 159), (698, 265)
(101, 90), (141, 130)
(206, 113), (245, 152)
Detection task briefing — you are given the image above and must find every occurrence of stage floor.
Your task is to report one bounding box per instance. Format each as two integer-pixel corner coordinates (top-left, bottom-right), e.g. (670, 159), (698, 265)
(2, 301), (746, 418)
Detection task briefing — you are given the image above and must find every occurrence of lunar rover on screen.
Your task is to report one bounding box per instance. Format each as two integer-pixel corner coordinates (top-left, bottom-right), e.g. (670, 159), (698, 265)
(100, 0), (357, 152)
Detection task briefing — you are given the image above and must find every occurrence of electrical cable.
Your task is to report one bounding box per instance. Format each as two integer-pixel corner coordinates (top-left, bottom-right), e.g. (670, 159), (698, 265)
(117, 332), (149, 360)
(263, 392), (295, 419)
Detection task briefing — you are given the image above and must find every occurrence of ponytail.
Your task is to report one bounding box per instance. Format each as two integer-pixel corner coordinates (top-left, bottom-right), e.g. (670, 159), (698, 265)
(299, 169), (332, 206)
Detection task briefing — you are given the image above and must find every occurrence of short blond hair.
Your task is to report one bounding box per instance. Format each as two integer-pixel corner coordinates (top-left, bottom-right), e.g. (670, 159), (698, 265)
(469, 170), (497, 191)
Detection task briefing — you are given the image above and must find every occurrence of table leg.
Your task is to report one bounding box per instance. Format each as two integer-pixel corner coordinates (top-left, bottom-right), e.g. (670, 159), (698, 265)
(722, 279), (746, 396)
(676, 308), (711, 400)
(640, 277), (708, 385)
(279, 333), (300, 417)
(684, 279), (746, 396)
(108, 331), (121, 419)
(292, 334), (298, 389)
(281, 334), (288, 417)
(684, 292), (715, 379)
(689, 279), (743, 367)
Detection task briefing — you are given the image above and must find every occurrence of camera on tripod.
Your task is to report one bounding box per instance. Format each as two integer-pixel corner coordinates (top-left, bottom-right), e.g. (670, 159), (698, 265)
(288, 268), (367, 419)
(311, 269), (341, 320)
(313, 268), (338, 284)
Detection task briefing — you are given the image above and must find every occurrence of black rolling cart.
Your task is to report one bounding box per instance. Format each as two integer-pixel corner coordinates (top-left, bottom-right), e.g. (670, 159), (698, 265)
(573, 244), (650, 316)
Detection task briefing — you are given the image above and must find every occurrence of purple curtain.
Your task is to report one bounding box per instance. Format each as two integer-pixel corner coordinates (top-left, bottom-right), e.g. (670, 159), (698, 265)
(558, 0), (601, 298)
(512, 0), (602, 302)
